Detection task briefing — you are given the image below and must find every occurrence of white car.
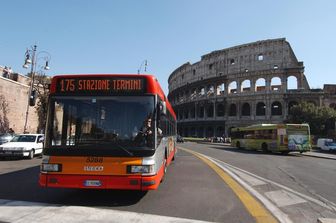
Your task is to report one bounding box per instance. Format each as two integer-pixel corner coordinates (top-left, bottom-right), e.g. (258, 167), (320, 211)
(0, 134), (44, 159)
(317, 138), (336, 151)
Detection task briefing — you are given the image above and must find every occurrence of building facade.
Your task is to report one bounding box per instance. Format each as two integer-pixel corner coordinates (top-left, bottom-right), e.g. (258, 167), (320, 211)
(167, 38), (336, 137)
(0, 66), (39, 133)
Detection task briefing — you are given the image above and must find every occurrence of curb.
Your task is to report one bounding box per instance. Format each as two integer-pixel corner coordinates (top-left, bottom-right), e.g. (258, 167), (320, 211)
(302, 153), (336, 161)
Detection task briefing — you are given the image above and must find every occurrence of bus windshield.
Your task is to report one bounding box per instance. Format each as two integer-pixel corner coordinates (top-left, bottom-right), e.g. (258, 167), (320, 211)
(46, 96), (155, 153)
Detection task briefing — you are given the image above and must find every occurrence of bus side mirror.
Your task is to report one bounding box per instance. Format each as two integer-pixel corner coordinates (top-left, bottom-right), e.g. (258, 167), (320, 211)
(159, 101), (166, 115)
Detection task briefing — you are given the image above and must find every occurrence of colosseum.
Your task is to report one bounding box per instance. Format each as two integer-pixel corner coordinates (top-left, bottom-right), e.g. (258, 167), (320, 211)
(168, 38), (336, 138)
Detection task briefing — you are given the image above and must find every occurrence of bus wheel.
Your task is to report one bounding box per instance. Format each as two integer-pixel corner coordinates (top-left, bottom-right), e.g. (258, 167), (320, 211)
(236, 141), (241, 149)
(161, 158), (167, 183)
(281, 151), (289, 155)
(262, 143), (268, 153)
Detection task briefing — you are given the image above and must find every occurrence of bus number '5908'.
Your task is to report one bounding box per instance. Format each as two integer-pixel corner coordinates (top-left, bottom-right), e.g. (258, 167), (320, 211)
(86, 157), (103, 163)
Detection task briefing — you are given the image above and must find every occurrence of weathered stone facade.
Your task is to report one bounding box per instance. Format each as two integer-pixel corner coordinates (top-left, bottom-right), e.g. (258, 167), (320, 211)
(0, 66), (39, 133)
(168, 38), (336, 137)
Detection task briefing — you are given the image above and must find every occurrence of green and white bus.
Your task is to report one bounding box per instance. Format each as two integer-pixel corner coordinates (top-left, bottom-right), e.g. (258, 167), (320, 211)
(231, 124), (311, 154)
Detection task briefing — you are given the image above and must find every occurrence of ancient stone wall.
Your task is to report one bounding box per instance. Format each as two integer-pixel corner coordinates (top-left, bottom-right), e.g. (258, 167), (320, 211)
(168, 38), (335, 137)
(0, 73), (39, 134)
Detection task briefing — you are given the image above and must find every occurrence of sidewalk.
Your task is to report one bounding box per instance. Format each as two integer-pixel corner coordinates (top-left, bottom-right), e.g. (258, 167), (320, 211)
(302, 151), (336, 160)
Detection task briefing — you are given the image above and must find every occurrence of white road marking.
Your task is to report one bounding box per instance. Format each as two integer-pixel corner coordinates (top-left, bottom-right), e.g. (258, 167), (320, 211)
(204, 155), (293, 223)
(231, 168), (267, 186)
(265, 190), (307, 207)
(0, 199), (211, 223)
(209, 156), (336, 212)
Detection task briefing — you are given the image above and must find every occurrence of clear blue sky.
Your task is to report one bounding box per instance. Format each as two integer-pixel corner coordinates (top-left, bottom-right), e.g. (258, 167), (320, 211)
(1, 0), (335, 94)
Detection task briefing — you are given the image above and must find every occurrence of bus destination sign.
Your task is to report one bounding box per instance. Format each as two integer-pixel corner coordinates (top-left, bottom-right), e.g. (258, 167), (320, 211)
(56, 77), (146, 95)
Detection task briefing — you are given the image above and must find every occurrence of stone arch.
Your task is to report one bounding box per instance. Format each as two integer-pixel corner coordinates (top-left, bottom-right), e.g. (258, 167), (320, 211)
(190, 127), (196, 137)
(190, 106), (196, 118)
(191, 88), (197, 100)
(255, 78), (266, 92)
(216, 126), (225, 137)
(207, 103), (214, 117)
(199, 86), (205, 96)
(184, 109), (189, 119)
(287, 75), (298, 90)
(241, 79), (251, 92)
(184, 90), (189, 100)
(184, 127), (189, 137)
(241, 103), (251, 116)
(271, 101), (282, 116)
(198, 106), (204, 118)
(228, 81), (237, 94)
(256, 102), (266, 116)
(271, 77), (282, 91)
(229, 103), (237, 116)
(206, 127), (214, 137)
(198, 127), (204, 138)
(217, 83), (225, 95)
(207, 85), (215, 96)
(217, 104), (225, 117)
(288, 101), (298, 115)
(178, 109), (183, 120)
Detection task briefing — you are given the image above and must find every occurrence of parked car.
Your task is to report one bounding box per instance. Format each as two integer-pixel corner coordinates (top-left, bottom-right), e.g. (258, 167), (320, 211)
(317, 138), (336, 151)
(0, 134), (44, 159)
(0, 133), (15, 145)
(177, 135), (184, 143)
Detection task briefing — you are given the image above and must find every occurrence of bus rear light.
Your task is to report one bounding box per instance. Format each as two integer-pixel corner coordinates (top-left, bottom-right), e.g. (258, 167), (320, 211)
(41, 164), (62, 173)
(127, 165), (154, 175)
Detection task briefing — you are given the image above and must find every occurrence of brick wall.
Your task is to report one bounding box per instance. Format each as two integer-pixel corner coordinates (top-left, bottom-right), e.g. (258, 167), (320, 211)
(0, 76), (39, 133)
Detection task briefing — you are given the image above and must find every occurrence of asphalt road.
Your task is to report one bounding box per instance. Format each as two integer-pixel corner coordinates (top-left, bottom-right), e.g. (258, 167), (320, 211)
(0, 151), (254, 223)
(1, 143), (336, 223)
(179, 142), (336, 223)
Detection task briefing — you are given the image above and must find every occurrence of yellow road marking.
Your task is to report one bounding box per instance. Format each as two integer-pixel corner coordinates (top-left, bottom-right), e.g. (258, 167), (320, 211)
(180, 147), (278, 223)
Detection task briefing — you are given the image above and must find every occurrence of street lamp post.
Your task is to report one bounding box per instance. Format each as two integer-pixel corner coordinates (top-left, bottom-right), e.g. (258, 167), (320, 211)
(22, 45), (51, 133)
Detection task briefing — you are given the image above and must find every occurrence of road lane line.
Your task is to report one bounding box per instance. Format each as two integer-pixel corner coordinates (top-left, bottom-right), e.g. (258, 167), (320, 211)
(179, 147), (279, 223)
(228, 167), (267, 186)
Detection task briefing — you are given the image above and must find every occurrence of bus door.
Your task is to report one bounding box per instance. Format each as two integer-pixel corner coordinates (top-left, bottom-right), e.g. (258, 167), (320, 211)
(286, 129), (310, 151)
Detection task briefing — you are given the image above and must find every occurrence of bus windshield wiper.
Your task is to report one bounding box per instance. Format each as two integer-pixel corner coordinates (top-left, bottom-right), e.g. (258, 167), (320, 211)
(112, 142), (134, 157)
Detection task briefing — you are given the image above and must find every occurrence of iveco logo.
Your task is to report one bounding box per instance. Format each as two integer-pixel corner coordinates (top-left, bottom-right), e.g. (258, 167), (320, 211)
(84, 166), (104, 171)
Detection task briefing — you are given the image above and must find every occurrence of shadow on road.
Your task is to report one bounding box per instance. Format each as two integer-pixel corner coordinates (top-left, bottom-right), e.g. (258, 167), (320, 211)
(0, 166), (147, 207)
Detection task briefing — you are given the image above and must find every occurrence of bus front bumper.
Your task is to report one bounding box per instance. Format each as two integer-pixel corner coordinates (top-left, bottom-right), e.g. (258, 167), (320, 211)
(39, 165), (164, 191)
(39, 173), (162, 190)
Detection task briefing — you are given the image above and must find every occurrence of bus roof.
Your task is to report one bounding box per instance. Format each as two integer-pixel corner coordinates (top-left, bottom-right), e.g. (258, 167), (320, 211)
(49, 74), (176, 120)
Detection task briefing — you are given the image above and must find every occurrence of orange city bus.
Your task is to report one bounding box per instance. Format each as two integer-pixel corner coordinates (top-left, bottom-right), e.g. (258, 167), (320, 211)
(39, 74), (177, 190)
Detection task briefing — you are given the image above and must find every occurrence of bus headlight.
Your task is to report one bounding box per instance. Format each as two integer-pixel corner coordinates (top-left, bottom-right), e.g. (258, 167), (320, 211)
(41, 164), (62, 173)
(127, 165), (154, 175)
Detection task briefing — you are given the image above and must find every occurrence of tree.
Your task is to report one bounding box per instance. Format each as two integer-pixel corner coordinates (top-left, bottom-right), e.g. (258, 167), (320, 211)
(33, 72), (51, 133)
(0, 95), (10, 133)
(286, 102), (336, 136)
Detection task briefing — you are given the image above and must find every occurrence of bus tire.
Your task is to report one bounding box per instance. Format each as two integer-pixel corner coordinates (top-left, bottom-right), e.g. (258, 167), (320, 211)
(281, 151), (289, 155)
(262, 143), (268, 153)
(161, 150), (168, 183)
(161, 158), (167, 183)
(236, 141), (241, 149)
